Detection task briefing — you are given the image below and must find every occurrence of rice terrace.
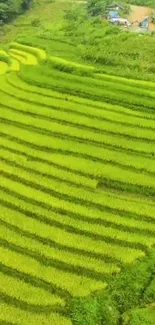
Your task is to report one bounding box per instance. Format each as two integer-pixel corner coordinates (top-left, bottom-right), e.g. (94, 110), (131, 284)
(0, 0), (155, 324)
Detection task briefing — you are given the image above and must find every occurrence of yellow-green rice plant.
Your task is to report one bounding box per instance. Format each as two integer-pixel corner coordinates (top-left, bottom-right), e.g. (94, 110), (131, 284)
(0, 302), (72, 325)
(19, 65), (155, 111)
(95, 73), (155, 100)
(49, 56), (94, 76)
(1, 77), (155, 138)
(0, 62), (8, 75)
(0, 103), (155, 163)
(1, 176), (155, 237)
(0, 120), (154, 168)
(0, 272), (65, 306)
(96, 72), (155, 92)
(9, 49), (38, 65)
(3, 73), (155, 130)
(0, 206), (120, 275)
(1, 120), (155, 178)
(0, 50), (11, 65)
(9, 52), (27, 64)
(0, 245), (106, 296)
(0, 146), (97, 189)
(10, 58), (20, 71)
(0, 148), (154, 220)
(2, 156), (154, 252)
(1, 143), (155, 199)
(1, 200), (154, 256)
(0, 175), (145, 264)
(8, 72), (155, 121)
(0, 144), (155, 203)
(10, 42), (47, 62)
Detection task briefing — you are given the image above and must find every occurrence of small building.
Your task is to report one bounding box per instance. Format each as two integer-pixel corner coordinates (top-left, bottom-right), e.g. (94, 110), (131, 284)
(139, 17), (149, 28)
(107, 3), (124, 12)
(106, 3), (125, 20)
(108, 10), (119, 19)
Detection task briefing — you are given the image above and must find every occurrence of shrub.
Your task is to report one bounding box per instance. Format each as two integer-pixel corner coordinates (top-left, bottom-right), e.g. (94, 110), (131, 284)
(71, 293), (119, 325)
(143, 279), (155, 303)
(98, 293), (119, 325)
(109, 251), (155, 313)
(71, 296), (101, 325)
(31, 18), (40, 27)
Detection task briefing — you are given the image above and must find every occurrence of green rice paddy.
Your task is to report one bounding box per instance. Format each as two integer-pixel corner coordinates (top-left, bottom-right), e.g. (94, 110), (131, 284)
(0, 42), (155, 324)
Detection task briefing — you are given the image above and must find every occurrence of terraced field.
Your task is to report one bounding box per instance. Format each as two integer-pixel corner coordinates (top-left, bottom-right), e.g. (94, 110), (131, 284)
(0, 42), (155, 324)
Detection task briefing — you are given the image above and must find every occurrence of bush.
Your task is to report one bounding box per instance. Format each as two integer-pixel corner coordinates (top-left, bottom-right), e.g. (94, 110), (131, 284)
(71, 296), (101, 325)
(70, 251), (155, 324)
(71, 294), (119, 325)
(143, 279), (155, 303)
(31, 18), (40, 27)
(109, 251), (155, 313)
(98, 293), (119, 325)
(87, 0), (111, 17)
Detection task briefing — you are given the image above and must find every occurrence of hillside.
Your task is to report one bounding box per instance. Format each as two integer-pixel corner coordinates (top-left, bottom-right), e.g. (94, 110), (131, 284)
(0, 1), (155, 325)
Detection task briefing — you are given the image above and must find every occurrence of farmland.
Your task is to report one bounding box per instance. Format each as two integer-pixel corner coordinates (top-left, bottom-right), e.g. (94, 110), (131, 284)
(0, 1), (155, 324)
(0, 39), (155, 324)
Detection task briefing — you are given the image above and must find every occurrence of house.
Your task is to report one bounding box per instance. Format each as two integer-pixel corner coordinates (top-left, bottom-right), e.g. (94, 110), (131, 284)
(105, 3), (125, 20)
(107, 3), (125, 12)
(108, 10), (119, 19)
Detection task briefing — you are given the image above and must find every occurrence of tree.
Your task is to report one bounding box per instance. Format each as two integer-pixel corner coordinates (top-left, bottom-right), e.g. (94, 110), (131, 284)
(22, 0), (31, 10)
(0, 3), (10, 22)
(0, 0), (32, 22)
(87, 0), (111, 17)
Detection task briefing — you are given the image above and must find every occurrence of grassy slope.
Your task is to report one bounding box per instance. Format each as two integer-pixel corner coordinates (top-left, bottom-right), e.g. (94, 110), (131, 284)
(0, 1), (155, 324)
(0, 0), (65, 40)
(0, 0), (76, 57)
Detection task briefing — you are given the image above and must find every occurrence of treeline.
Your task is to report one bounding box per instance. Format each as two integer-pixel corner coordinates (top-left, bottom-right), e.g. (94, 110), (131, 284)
(0, 0), (32, 23)
(127, 0), (155, 7)
(85, 0), (130, 17)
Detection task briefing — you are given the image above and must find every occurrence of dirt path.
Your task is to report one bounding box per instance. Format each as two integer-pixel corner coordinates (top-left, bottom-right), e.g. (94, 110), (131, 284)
(129, 5), (151, 22)
(129, 5), (155, 31)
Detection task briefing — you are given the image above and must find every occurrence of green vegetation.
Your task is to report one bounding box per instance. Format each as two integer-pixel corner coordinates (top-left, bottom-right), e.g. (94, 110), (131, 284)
(0, 0), (155, 324)
(71, 251), (155, 324)
(64, 3), (155, 80)
(123, 305), (155, 325)
(127, 0), (155, 7)
(0, 39), (155, 325)
(87, 0), (111, 16)
(0, 0), (32, 23)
